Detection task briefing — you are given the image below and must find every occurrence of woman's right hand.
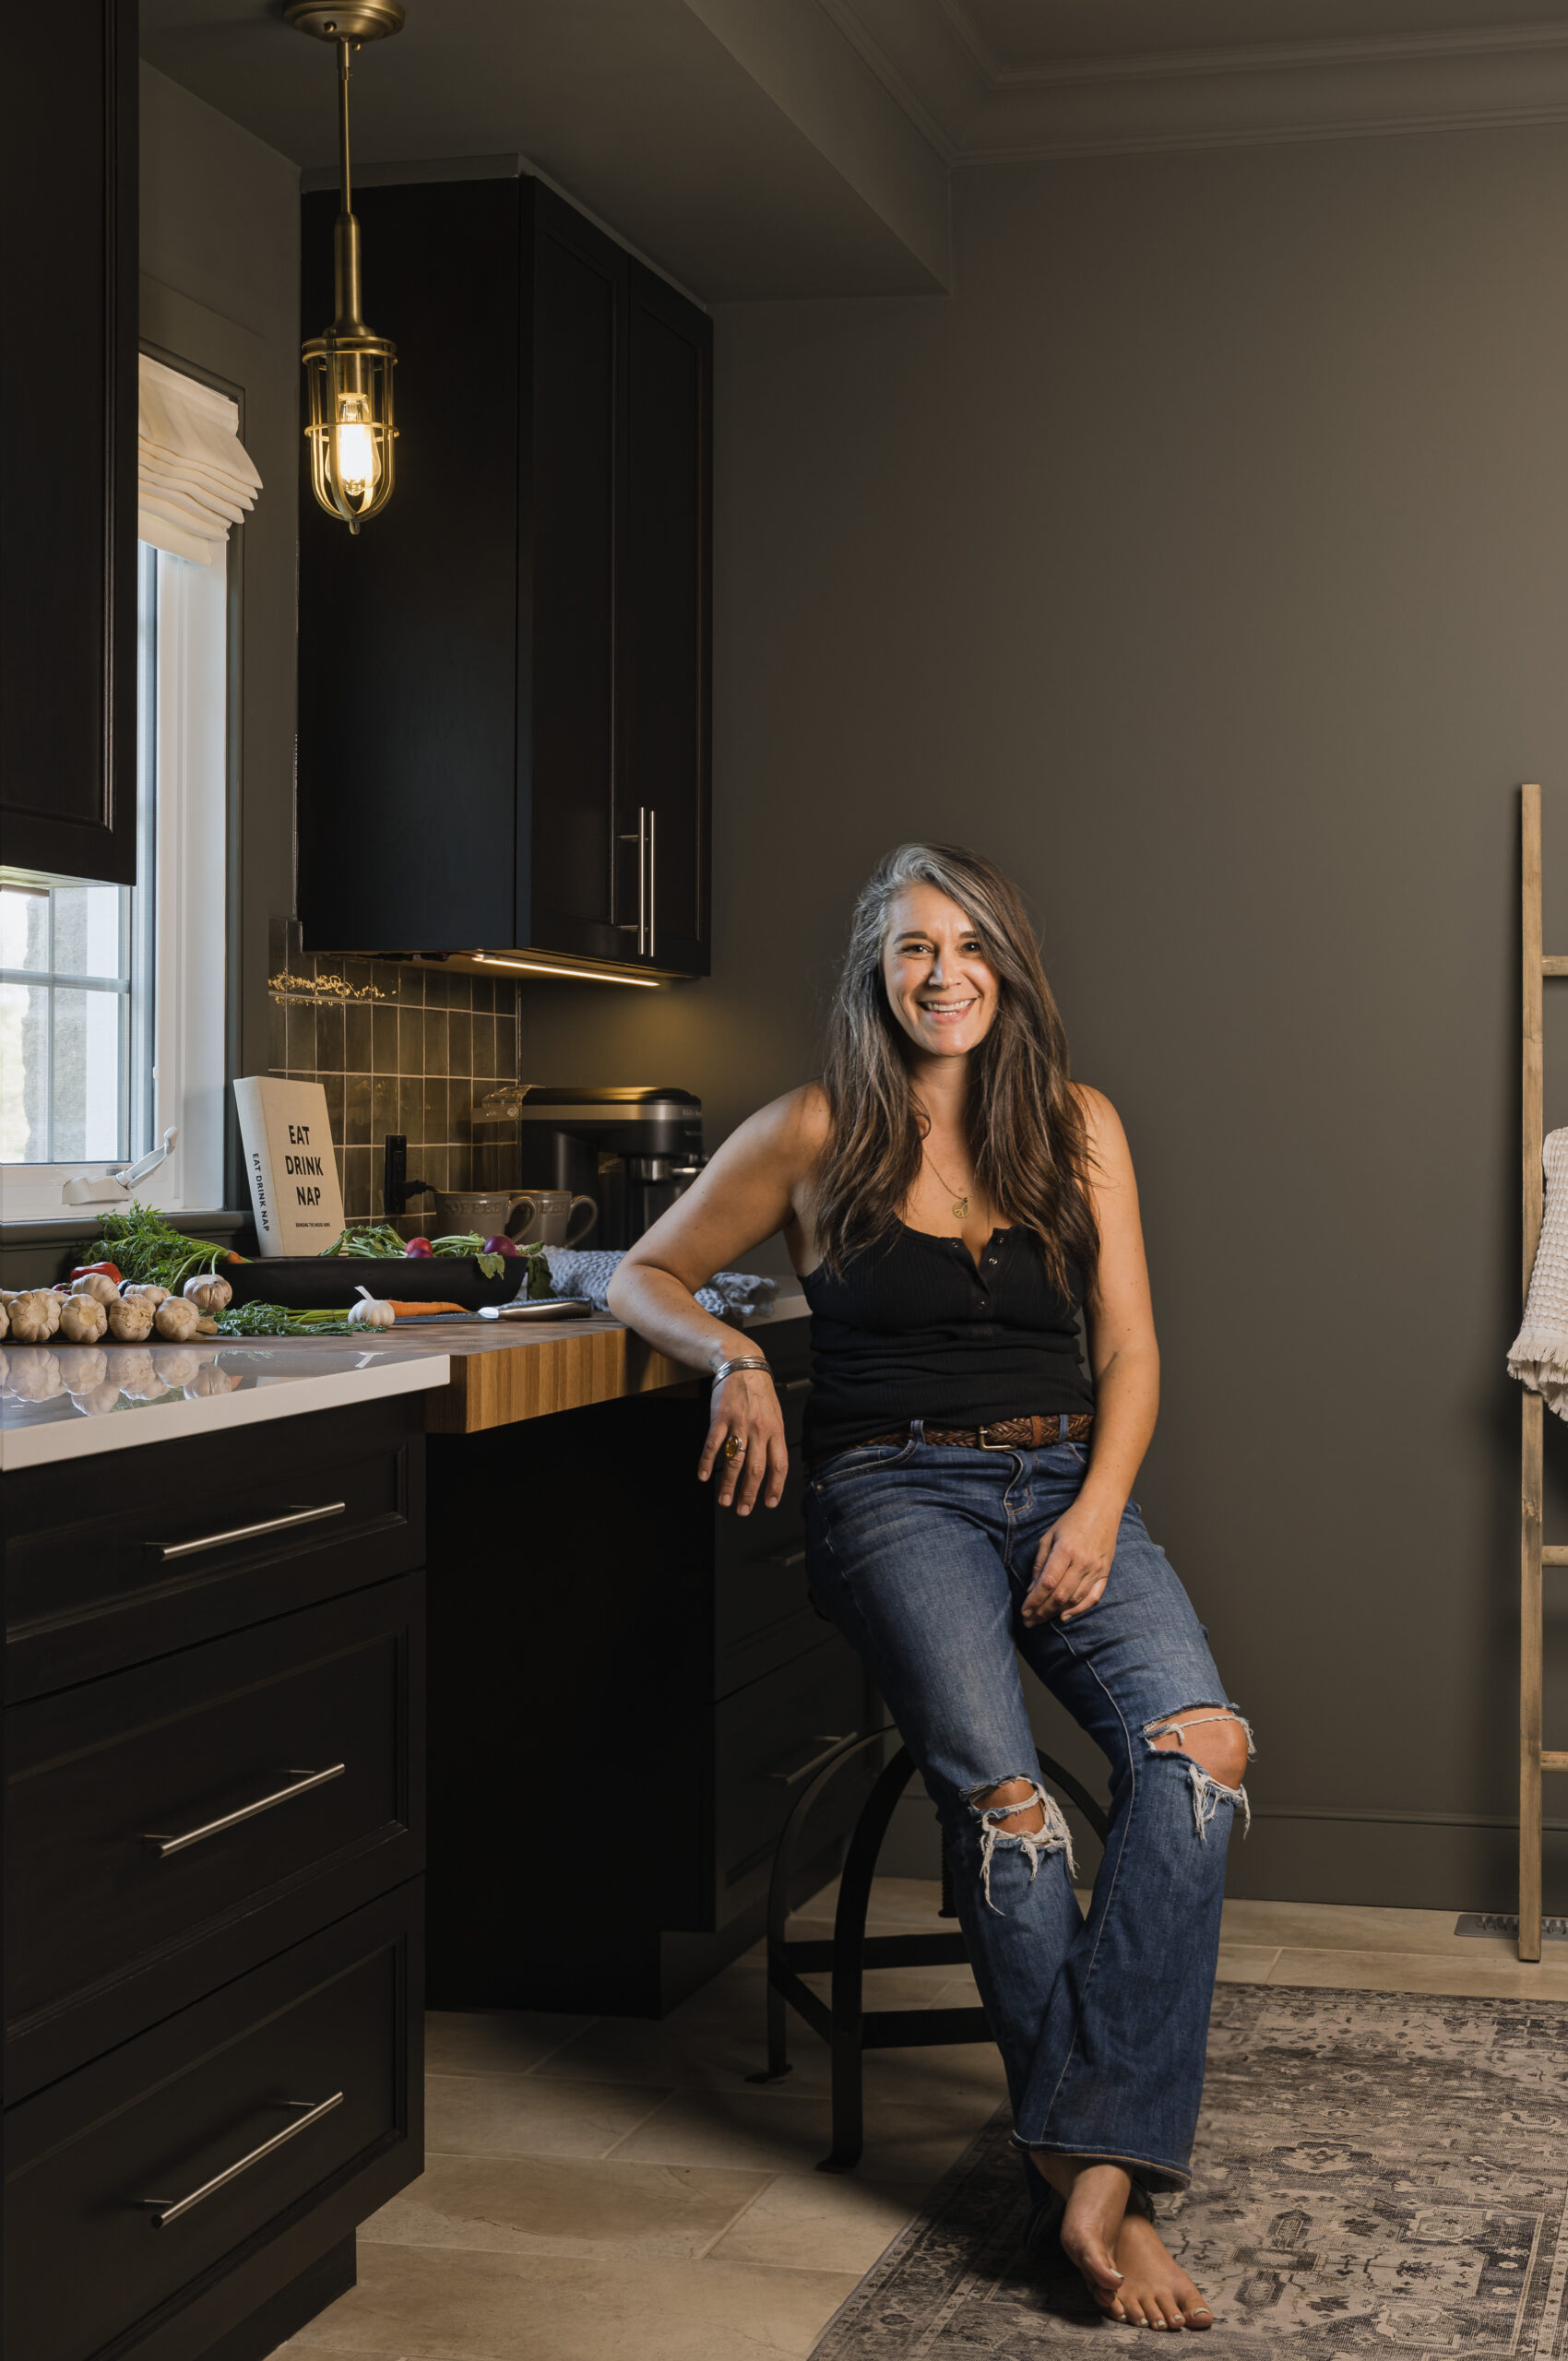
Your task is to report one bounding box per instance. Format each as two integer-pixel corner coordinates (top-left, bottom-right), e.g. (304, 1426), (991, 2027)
(699, 1370), (789, 1514)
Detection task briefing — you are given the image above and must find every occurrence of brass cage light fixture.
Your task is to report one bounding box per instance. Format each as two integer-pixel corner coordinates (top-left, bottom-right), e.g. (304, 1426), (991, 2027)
(286, 0), (403, 532)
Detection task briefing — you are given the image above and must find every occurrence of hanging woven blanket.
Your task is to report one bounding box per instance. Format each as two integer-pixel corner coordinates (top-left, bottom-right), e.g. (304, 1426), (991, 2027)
(1509, 1128), (1568, 1418)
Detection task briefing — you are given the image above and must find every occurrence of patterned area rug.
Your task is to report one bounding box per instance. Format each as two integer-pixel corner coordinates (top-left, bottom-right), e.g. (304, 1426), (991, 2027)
(812, 1986), (1568, 2358)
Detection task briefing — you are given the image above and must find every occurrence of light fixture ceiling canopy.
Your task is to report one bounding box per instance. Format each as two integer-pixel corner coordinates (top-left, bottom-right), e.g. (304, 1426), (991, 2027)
(282, 1), (404, 43)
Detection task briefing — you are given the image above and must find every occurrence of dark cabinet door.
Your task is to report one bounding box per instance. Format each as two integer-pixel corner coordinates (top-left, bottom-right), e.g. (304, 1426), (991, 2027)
(523, 191), (625, 965)
(0, 0), (137, 886)
(617, 264), (712, 978)
(297, 179), (522, 955)
(295, 174), (710, 978)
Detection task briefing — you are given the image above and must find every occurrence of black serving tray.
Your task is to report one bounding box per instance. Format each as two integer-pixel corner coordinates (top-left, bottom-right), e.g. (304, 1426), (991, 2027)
(226, 1253), (521, 1312)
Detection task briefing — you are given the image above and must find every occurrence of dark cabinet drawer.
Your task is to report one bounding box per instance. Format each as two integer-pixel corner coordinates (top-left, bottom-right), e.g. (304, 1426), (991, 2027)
(4, 1883), (422, 2361)
(4, 1394), (425, 1700)
(708, 1637), (871, 1929)
(714, 1527), (823, 1695)
(6, 1574), (423, 2100)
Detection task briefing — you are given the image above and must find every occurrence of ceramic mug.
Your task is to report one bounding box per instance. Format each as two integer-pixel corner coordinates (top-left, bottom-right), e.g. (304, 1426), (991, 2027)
(433, 1190), (538, 1240)
(509, 1189), (598, 1248)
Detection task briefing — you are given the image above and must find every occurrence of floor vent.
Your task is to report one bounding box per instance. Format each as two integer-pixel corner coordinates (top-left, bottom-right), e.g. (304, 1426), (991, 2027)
(1455, 1911), (1568, 1940)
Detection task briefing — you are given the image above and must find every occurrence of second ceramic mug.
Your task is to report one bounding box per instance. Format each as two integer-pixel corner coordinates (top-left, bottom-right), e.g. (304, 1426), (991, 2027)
(509, 1189), (598, 1248)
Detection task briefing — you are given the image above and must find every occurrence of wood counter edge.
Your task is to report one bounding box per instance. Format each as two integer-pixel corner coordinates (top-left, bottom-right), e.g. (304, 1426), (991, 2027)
(424, 1323), (702, 1434)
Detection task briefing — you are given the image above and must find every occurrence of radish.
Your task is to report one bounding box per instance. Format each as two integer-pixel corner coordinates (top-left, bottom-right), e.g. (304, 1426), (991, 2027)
(482, 1234), (517, 1258)
(404, 1237), (434, 1258)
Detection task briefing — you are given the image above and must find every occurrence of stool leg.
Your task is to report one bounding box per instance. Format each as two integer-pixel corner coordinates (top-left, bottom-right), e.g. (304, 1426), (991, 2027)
(821, 2022), (864, 2174)
(747, 1970), (793, 2084)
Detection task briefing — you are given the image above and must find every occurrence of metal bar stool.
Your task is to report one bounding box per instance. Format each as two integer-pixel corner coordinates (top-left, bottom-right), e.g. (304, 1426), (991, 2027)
(751, 1730), (1110, 2171)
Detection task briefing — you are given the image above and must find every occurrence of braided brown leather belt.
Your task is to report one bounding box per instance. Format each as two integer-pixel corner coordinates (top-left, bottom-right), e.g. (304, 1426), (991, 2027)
(855, 1412), (1094, 1453)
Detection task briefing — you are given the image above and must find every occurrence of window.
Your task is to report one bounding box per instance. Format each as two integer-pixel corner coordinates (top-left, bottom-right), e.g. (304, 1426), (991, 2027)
(0, 540), (227, 1217)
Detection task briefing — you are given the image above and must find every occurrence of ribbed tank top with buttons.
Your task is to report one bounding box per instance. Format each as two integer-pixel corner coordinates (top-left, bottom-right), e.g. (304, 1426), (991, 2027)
(800, 1223), (1095, 1463)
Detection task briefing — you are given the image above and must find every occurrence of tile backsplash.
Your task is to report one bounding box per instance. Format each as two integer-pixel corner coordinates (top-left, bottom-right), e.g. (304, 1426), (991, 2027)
(267, 926), (521, 1223)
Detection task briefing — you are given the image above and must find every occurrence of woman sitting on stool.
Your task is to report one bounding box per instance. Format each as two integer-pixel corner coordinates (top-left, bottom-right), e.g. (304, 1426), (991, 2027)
(607, 841), (1251, 2331)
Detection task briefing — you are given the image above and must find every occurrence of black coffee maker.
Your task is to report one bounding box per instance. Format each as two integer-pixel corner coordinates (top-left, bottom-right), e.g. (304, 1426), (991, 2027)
(475, 1086), (705, 1249)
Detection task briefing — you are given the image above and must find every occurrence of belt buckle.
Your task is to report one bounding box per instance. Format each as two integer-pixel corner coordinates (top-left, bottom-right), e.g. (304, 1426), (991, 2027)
(976, 1423), (1009, 1451)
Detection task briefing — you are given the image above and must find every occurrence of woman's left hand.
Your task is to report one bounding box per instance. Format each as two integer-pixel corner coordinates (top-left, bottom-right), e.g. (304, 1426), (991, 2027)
(1022, 1495), (1123, 1625)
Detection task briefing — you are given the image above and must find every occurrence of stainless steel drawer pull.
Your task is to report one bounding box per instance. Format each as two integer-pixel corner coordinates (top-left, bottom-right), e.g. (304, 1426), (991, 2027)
(145, 1762), (346, 1857)
(770, 1733), (853, 1788)
(782, 1379), (812, 1394)
(152, 1501), (347, 1561)
(770, 1548), (807, 1569)
(139, 2091), (344, 2226)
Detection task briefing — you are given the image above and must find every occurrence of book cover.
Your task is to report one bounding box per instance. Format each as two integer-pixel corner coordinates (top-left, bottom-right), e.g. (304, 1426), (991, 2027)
(232, 1076), (345, 1256)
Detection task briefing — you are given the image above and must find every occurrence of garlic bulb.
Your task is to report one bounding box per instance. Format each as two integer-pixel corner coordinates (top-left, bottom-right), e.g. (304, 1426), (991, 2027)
(154, 1297), (202, 1342)
(120, 1282), (170, 1308)
(58, 1294), (109, 1345)
(106, 1296), (156, 1342)
(9, 1291), (61, 1344)
(349, 1291), (397, 1329)
(72, 1272), (119, 1305)
(182, 1274), (232, 1312)
(0, 1301), (8, 1342)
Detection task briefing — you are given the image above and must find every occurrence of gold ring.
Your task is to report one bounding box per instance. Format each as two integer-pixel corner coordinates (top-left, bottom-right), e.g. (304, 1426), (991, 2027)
(724, 1434), (746, 1462)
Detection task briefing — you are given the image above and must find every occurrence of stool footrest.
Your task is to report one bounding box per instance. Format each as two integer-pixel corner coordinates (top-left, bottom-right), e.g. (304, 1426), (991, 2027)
(861, 2005), (992, 2049)
(776, 1931), (970, 1975)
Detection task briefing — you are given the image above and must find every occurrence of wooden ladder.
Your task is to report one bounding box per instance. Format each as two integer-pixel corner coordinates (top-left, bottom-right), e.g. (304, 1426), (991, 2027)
(1521, 779), (1563, 1962)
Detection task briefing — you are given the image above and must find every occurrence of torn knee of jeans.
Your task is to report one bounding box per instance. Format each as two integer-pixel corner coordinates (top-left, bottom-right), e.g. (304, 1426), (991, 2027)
(1142, 1705), (1254, 1841)
(964, 1775), (1076, 1910)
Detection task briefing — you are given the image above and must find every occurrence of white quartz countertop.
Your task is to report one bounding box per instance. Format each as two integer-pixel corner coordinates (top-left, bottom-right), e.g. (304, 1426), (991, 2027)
(0, 1341), (451, 1472)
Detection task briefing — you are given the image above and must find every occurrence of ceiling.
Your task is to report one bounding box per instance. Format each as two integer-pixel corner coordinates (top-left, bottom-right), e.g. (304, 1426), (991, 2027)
(140, 0), (1568, 303)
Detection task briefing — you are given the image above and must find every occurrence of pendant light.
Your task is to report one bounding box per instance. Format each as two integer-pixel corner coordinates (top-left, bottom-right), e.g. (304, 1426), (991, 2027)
(286, 1), (403, 533)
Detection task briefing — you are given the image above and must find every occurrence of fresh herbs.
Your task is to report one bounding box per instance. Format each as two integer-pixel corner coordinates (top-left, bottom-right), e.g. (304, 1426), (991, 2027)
(86, 1204), (238, 1293)
(320, 1223), (409, 1258)
(319, 1223), (518, 1282)
(213, 1301), (361, 1337)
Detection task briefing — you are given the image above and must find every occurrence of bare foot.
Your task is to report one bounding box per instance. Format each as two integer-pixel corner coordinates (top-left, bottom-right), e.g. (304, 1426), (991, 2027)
(1034, 2157), (1131, 2309)
(1107, 2210), (1214, 2331)
(1030, 2156), (1214, 2329)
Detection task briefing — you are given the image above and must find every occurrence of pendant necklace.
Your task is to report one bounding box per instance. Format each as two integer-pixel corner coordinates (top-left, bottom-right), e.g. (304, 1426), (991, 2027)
(922, 1146), (973, 1221)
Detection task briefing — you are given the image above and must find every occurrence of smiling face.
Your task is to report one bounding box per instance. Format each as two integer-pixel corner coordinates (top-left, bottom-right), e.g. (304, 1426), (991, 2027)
(882, 883), (1001, 1062)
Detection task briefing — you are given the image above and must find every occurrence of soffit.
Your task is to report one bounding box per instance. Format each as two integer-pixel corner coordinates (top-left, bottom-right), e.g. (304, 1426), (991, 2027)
(138, 0), (950, 301)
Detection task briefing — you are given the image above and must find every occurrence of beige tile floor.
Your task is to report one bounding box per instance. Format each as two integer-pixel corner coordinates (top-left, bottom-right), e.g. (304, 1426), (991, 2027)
(281, 1884), (1568, 2360)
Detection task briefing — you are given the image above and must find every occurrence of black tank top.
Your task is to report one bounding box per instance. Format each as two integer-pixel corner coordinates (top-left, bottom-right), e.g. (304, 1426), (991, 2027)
(801, 1223), (1094, 1462)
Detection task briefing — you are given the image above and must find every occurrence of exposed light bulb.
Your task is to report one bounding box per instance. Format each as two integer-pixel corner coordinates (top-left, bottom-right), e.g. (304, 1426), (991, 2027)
(335, 396), (378, 497)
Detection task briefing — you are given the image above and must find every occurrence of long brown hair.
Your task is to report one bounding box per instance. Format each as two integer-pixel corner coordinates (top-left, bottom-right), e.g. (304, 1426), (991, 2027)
(814, 843), (1099, 1297)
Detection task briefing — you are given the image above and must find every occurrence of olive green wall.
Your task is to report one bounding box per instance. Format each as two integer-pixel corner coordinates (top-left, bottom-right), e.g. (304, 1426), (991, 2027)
(519, 123), (1568, 1912)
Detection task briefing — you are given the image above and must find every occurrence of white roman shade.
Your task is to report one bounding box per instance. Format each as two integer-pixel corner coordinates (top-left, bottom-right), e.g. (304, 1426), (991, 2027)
(137, 354), (263, 564)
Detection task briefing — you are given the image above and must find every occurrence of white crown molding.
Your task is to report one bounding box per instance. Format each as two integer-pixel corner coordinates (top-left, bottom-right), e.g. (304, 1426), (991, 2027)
(826, 0), (1568, 163)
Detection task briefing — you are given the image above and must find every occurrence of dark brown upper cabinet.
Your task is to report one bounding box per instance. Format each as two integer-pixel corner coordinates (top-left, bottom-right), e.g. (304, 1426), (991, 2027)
(0, 0), (138, 886)
(297, 177), (711, 979)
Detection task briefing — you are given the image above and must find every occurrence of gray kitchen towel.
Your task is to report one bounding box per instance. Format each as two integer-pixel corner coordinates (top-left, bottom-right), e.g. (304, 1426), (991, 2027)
(543, 1246), (776, 1321)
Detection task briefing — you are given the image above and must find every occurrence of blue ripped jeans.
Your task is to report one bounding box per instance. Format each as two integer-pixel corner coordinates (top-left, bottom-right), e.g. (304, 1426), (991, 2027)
(803, 1430), (1250, 2195)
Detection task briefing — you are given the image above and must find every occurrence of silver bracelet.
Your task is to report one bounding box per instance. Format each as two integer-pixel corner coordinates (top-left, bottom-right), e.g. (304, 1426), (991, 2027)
(710, 1356), (773, 1390)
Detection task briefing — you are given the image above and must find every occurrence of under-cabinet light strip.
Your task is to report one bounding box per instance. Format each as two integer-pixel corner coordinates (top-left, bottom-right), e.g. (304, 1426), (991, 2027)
(470, 954), (664, 988)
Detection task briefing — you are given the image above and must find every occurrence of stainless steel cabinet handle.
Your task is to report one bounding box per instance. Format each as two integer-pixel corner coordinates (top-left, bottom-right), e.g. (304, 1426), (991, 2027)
(152, 1501), (346, 1561)
(769, 1548), (807, 1569)
(770, 1733), (853, 1787)
(781, 1379), (812, 1394)
(647, 806), (657, 961)
(139, 2092), (344, 2226)
(144, 1762), (346, 1857)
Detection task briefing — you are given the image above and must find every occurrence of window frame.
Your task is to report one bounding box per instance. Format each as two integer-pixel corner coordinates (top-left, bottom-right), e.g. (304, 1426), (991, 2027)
(0, 541), (229, 1221)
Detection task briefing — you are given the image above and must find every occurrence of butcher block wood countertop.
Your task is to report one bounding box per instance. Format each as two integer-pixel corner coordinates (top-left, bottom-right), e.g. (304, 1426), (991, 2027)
(375, 1290), (809, 1436)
